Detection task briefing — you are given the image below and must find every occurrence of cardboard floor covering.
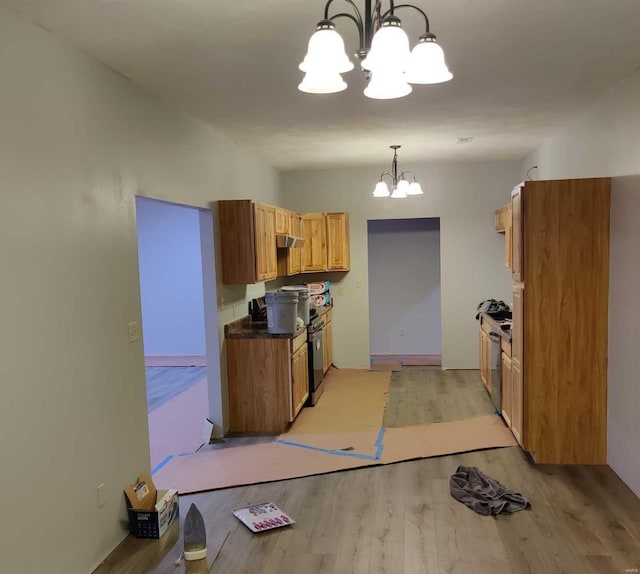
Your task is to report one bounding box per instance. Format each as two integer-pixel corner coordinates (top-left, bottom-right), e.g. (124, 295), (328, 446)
(153, 415), (518, 494)
(285, 367), (391, 435)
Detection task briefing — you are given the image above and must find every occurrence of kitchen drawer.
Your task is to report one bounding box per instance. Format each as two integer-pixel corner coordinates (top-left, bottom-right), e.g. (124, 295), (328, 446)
(292, 330), (307, 354)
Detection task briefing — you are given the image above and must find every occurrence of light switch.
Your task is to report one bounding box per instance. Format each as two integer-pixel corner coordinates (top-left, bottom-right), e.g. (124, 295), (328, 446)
(356, 280), (362, 289)
(128, 321), (140, 342)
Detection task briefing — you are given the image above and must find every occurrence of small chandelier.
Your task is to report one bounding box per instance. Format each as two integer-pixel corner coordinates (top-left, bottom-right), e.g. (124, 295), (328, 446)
(299, 0), (453, 99)
(373, 145), (423, 198)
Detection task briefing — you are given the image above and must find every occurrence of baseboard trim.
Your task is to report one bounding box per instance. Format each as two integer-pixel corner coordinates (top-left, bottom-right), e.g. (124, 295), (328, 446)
(370, 354), (441, 366)
(144, 355), (207, 367)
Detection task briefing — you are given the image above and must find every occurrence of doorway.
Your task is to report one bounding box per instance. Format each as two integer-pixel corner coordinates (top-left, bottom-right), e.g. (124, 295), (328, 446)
(367, 218), (442, 366)
(135, 196), (220, 471)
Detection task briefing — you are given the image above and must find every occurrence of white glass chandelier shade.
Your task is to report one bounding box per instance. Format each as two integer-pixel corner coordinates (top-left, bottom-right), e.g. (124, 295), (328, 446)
(298, 70), (348, 94)
(405, 36), (453, 84)
(364, 68), (412, 99)
(361, 20), (411, 72)
(406, 181), (424, 195)
(372, 181), (391, 197)
(299, 27), (354, 75)
(390, 182), (408, 199)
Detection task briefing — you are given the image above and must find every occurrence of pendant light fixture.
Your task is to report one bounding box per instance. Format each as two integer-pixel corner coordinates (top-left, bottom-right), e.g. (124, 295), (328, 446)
(299, 1), (452, 99)
(373, 145), (423, 198)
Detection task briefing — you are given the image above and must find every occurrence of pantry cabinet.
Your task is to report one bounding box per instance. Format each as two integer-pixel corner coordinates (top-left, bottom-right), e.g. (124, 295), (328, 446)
(509, 178), (610, 463)
(218, 200), (277, 284)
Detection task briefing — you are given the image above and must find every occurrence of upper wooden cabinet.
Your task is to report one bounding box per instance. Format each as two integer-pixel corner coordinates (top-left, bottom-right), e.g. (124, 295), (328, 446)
(277, 212), (303, 277)
(302, 213), (327, 272)
(219, 200), (277, 285)
(275, 208), (290, 234)
(511, 185), (523, 281)
(220, 201), (350, 283)
(326, 212), (350, 271)
(301, 212), (350, 273)
(494, 203), (513, 270)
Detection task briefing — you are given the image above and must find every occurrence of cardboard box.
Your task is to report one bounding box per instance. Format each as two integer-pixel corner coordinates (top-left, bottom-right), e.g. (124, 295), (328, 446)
(124, 472), (179, 539)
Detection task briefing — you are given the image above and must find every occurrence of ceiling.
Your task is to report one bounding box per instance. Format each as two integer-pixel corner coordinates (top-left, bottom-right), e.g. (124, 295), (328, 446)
(6, 0), (640, 170)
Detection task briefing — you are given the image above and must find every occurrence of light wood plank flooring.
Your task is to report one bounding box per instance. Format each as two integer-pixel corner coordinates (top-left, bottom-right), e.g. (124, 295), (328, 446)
(95, 368), (640, 573)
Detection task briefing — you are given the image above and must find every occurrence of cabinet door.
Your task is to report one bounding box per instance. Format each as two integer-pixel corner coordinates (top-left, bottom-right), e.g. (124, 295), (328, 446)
(326, 212), (350, 271)
(219, 200), (258, 285)
(302, 213), (327, 272)
(275, 208), (290, 234)
(501, 352), (513, 427)
(255, 203), (277, 282)
(289, 213), (302, 275)
(511, 359), (523, 446)
(511, 186), (523, 281)
(512, 285), (524, 363)
(505, 205), (513, 270)
(291, 344), (309, 420)
(323, 318), (333, 374)
(479, 329), (491, 392)
(511, 284), (524, 446)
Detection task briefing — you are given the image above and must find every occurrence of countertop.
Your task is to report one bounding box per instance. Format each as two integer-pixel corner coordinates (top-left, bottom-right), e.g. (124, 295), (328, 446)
(480, 312), (512, 341)
(225, 304), (332, 339)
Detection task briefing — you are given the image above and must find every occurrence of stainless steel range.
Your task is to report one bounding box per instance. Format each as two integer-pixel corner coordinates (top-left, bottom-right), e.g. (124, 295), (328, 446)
(307, 313), (325, 406)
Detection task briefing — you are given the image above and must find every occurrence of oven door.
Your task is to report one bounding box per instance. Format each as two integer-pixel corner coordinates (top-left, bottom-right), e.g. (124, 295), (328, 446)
(307, 328), (324, 405)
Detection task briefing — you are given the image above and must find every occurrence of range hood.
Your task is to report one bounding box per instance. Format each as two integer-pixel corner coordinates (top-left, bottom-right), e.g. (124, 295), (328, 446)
(276, 234), (306, 249)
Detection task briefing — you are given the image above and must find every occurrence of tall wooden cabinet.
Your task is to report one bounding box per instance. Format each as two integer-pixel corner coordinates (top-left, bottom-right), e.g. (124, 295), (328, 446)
(511, 178), (610, 464)
(219, 200), (277, 284)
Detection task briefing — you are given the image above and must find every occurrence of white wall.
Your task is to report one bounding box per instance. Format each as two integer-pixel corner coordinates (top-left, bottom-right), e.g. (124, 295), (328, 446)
(0, 6), (279, 573)
(368, 218), (441, 356)
(136, 197), (206, 356)
(522, 68), (640, 497)
(282, 161), (520, 370)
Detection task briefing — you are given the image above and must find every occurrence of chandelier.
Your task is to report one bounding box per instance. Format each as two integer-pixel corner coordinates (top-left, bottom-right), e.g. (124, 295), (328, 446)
(373, 145), (423, 198)
(298, 0), (453, 99)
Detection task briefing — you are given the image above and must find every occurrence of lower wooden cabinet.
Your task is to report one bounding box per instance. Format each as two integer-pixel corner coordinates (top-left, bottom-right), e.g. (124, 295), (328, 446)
(479, 323), (491, 394)
(500, 351), (513, 428)
(291, 340), (309, 419)
(323, 310), (333, 374)
(226, 330), (308, 433)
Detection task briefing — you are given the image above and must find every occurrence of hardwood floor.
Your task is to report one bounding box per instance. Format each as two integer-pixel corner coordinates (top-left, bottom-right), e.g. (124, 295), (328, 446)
(145, 367), (207, 412)
(95, 368), (640, 574)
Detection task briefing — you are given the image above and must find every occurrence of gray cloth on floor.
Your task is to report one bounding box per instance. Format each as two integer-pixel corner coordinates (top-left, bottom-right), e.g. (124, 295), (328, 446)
(449, 465), (530, 516)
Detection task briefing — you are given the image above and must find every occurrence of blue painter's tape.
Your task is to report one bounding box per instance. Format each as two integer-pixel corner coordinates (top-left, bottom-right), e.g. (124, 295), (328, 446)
(277, 439), (379, 461)
(152, 454), (174, 475)
(374, 428), (386, 460)
(178, 452), (194, 457)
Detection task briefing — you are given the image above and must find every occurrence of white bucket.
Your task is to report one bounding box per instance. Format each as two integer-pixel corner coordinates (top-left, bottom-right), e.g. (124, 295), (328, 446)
(265, 291), (299, 334)
(280, 285), (310, 325)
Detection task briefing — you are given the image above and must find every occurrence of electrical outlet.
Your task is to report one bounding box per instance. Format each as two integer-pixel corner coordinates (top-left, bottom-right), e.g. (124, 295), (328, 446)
(356, 280), (362, 289)
(97, 483), (106, 509)
(400, 328), (405, 336)
(128, 321), (140, 342)
(338, 286), (345, 296)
